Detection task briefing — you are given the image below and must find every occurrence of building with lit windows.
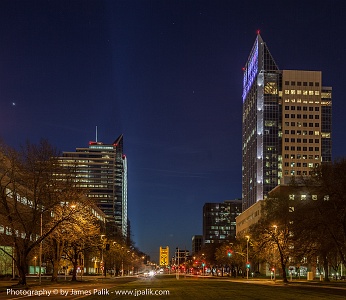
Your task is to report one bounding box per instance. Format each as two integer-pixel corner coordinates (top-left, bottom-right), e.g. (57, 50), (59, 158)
(242, 33), (332, 211)
(159, 246), (169, 267)
(203, 199), (242, 244)
(59, 135), (128, 238)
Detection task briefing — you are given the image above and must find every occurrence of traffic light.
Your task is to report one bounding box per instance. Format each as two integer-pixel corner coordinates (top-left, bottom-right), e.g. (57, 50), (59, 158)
(246, 262), (250, 269)
(227, 249), (233, 257)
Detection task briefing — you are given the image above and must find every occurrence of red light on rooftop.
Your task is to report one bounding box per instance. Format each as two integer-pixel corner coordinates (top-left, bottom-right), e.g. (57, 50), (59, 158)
(242, 67), (245, 71)
(89, 141), (96, 145)
(257, 29), (260, 35)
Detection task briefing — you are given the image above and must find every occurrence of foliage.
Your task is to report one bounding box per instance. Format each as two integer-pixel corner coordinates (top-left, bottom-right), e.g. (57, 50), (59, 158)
(45, 196), (102, 281)
(0, 140), (89, 285)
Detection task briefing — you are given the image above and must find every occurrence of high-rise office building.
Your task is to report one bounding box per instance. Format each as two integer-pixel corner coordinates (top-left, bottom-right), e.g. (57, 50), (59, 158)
(242, 34), (332, 211)
(191, 235), (202, 255)
(59, 135), (128, 237)
(203, 199), (242, 244)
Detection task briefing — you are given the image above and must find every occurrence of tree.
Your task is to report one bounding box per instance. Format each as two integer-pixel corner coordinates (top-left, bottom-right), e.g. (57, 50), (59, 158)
(0, 140), (82, 286)
(309, 159), (346, 267)
(288, 160), (346, 281)
(214, 240), (247, 277)
(250, 188), (295, 283)
(63, 232), (100, 281)
(44, 196), (102, 282)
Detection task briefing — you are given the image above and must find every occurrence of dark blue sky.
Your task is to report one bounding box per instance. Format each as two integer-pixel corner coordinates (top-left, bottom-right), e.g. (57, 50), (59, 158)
(1, 0), (346, 261)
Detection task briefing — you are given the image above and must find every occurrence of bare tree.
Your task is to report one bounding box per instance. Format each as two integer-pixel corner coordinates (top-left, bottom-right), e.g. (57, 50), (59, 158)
(250, 189), (295, 283)
(0, 140), (81, 286)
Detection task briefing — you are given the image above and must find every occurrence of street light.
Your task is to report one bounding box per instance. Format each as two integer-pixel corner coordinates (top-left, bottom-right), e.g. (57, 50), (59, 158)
(34, 256), (37, 275)
(272, 225), (277, 281)
(245, 235), (250, 280)
(39, 207), (43, 285)
(100, 234), (105, 275)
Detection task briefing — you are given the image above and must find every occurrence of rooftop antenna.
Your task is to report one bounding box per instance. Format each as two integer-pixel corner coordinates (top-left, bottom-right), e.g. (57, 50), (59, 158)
(96, 126), (98, 142)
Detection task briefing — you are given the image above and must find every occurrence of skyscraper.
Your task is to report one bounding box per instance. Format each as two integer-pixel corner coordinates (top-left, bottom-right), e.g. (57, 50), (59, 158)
(203, 199), (242, 244)
(242, 33), (332, 211)
(59, 135), (128, 238)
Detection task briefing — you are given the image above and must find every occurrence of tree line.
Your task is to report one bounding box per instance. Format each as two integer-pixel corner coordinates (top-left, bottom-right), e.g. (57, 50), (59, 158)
(194, 159), (346, 283)
(0, 140), (143, 286)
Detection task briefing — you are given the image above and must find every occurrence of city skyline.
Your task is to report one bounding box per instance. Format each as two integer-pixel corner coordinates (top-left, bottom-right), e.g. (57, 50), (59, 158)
(1, 1), (346, 260)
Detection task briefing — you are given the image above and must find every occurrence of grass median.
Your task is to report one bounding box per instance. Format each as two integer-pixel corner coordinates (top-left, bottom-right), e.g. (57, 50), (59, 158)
(82, 275), (346, 300)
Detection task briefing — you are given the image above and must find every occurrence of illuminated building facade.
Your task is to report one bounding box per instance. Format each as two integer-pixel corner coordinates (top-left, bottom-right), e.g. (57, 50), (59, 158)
(242, 34), (332, 211)
(203, 199), (242, 244)
(159, 246), (169, 266)
(59, 135), (128, 237)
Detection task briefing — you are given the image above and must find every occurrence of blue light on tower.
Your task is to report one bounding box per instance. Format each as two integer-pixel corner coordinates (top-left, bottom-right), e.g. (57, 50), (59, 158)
(242, 39), (258, 102)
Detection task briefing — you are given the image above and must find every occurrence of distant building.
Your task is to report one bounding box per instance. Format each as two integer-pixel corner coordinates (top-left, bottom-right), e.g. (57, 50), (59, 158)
(203, 199), (242, 244)
(242, 33), (332, 211)
(191, 235), (202, 255)
(235, 200), (263, 237)
(159, 246), (169, 267)
(59, 135), (128, 238)
(172, 248), (189, 265)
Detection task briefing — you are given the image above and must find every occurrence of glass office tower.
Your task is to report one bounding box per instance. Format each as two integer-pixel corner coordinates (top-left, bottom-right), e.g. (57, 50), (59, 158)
(60, 135), (128, 237)
(242, 34), (332, 211)
(242, 34), (281, 211)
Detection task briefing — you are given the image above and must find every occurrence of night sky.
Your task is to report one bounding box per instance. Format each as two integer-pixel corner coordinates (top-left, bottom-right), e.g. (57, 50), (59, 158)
(1, 0), (346, 262)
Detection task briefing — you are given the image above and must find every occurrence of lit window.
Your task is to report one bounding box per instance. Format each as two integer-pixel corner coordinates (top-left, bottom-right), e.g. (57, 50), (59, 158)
(289, 194), (295, 200)
(285, 90), (289, 94)
(289, 207), (295, 212)
(324, 195), (329, 201)
(303, 91), (308, 95)
(297, 90), (301, 95)
(309, 91), (314, 95)
(301, 195), (307, 200)
(315, 91), (320, 95)
(291, 90), (296, 94)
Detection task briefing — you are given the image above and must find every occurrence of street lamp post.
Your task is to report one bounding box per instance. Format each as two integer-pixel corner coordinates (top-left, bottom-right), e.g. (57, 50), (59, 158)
(39, 210), (42, 284)
(176, 247), (179, 280)
(100, 235), (105, 275)
(245, 235), (250, 280)
(34, 256), (37, 275)
(273, 225), (277, 281)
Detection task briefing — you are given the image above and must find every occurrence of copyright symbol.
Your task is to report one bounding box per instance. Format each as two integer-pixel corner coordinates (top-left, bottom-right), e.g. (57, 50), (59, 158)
(53, 289), (58, 295)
